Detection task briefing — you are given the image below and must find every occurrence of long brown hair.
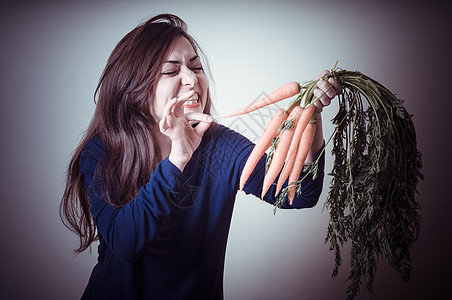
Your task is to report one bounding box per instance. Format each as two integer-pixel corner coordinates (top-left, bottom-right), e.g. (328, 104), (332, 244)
(60, 14), (213, 253)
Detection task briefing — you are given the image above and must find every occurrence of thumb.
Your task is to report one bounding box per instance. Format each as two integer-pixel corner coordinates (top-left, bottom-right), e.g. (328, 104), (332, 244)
(316, 70), (330, 80)
(193, 119), (213, 137)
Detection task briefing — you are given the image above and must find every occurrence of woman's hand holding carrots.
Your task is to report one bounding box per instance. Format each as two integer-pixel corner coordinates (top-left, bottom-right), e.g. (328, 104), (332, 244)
(261, 70), (341, 200)
(220, 69), (342, 203)
(313, 69), (342, 113)
(305, 70), (342, 162)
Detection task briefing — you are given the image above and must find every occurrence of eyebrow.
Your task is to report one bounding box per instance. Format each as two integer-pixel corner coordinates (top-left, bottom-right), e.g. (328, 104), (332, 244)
(163, 55), (199, 64)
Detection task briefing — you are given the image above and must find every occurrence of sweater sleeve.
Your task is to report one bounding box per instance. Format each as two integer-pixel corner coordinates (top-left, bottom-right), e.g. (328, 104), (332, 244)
(80, 137), (188, 262)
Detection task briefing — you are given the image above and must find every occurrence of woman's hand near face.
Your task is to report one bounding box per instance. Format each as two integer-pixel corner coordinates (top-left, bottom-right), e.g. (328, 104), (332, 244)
(159, 90), (213, 171)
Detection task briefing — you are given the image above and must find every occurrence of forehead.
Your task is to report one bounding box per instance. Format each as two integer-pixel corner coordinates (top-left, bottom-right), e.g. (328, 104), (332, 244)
(166, 36), (197, 59)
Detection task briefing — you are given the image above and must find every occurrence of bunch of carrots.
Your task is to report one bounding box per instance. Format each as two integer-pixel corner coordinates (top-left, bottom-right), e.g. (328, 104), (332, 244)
(217, 77), (324, 205)
(236, 83), (316, 204)
(215, 65), (423, 300)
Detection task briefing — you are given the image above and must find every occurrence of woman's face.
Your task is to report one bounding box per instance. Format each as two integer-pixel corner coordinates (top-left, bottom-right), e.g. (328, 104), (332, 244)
(152, 36), (209, 120)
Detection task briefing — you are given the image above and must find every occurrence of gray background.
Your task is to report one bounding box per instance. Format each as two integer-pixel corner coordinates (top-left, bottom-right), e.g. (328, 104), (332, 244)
(1, 0), (450, 299)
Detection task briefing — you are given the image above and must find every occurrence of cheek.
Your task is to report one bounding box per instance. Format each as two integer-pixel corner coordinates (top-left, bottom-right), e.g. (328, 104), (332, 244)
(150, 96), (166, 122)
(149, 99), (160, 121)
(152, 81), (172, 119)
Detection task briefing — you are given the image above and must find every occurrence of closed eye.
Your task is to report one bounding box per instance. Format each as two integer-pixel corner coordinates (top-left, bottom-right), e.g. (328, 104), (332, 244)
(161, 70), (179, 76)
(161, 66), (203, 76)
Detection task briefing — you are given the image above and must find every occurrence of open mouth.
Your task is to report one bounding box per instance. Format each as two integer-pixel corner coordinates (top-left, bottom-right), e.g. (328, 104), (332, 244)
(183, 93), (201, 108)
(185, 93), (199, 105)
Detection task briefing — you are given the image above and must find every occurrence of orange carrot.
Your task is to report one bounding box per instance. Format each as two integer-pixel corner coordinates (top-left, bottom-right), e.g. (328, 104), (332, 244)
(274, 107), (301, 195)
(216, 81), (300, 118)
(275, 105), (303, 196)
(260, 107), (303, 199)
(239, 109), (288, 191)
(275, 104), (315, 196)
(288, 122), (317, 204)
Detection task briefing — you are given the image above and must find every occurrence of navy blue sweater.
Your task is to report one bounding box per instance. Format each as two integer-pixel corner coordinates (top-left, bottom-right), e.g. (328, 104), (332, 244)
(80, 124), (324, 299)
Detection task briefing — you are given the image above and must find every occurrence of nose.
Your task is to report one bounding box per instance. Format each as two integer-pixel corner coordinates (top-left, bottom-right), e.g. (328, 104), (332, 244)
(180, 66), (197, 87)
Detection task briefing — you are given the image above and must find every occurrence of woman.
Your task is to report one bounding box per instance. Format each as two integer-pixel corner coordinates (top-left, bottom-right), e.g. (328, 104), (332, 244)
(61, 14), (341, 299)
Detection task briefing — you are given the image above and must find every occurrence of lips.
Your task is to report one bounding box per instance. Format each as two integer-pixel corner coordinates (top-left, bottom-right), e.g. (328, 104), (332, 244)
(183, 93), (200, 108)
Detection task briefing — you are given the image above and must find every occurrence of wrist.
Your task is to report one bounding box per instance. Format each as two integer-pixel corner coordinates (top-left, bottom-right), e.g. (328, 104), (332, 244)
(168, 154), (187, 172)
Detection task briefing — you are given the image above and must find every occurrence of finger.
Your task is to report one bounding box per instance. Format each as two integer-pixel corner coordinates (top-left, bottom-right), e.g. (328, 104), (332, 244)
(163, 110), (177, 128)
(185, 112), (213, 124)
(313, 88), (331, 109)
(329, 77), (342, 95)
(173, 98), (186, 118)
(317, 80), (337, 99)
(316, 69), (330, 80)
(193, 119), (212, 137)
(317, 69), (342, 95)
(162, 97), (178, 118)
(173, 90), (196, 117)
(312, 98), (324, 113)
(159, 115), (168, 133)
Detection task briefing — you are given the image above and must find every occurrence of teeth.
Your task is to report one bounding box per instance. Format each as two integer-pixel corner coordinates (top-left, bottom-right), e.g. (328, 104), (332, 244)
(185, 93), (199, 105)
(188, 94), (198, 100)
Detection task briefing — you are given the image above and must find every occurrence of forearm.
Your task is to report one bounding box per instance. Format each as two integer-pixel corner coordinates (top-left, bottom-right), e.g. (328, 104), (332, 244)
(82, 144), (186, 262)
